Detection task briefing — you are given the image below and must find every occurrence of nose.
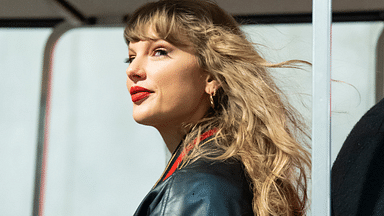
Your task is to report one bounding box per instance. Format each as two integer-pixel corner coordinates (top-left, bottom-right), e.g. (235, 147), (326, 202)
(126, 57), (146, 83)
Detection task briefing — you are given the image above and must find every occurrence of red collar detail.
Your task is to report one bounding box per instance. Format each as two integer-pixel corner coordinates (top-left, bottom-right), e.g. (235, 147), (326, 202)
(163, 128), (218, 181)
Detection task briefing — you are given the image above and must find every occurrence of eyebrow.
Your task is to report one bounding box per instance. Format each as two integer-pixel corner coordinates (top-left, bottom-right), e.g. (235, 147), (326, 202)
(128, 47), (135, 53)
(128, 39), (171, 54)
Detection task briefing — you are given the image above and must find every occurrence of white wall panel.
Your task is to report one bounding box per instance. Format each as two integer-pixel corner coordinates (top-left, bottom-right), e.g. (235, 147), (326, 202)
(0, 29), (51, 216)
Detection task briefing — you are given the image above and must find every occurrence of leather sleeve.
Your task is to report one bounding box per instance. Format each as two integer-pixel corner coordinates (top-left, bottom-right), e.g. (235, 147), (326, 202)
(154, 169), (254, 216)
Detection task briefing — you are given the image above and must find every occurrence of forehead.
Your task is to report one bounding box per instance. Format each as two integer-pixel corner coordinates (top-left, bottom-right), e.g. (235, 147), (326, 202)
(128, 39), (162, 51)
(125, 20), (192, 48)
(126, 25), (159, 42)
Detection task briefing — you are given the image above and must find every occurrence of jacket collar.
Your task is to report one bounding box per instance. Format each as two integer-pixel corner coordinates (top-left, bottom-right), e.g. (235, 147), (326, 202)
(155, 128), (218, 185)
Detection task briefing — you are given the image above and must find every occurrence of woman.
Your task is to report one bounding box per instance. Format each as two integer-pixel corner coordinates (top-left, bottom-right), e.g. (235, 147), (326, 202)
(124, 0), (311, 215)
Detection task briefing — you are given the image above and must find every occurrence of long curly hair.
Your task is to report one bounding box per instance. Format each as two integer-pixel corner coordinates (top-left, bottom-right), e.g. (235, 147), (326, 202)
(124, 0), (311, 215)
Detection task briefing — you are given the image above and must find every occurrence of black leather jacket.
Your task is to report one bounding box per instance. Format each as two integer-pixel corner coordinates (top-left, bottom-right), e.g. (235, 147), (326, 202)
(133, 130), (254, 215)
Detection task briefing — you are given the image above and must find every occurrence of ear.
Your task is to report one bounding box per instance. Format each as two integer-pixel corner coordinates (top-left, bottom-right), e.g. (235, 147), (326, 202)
(205, 75), (221, 95)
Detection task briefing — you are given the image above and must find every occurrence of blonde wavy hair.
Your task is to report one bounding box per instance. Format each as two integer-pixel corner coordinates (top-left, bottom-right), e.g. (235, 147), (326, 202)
(124, 0), (311, 215)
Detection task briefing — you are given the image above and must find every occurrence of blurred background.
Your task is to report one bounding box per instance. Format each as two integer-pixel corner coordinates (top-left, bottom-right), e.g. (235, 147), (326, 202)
(1, 0), (384, 215)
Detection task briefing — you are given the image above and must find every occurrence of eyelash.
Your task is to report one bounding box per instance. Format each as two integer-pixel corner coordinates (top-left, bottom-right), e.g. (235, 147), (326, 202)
(154, 48), (168, 56)
(124, 47), (169, 64)
(124, 57), (134, 64)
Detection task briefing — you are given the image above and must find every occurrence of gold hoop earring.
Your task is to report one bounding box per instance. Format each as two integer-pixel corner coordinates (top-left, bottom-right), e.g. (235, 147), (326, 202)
(210, 90), (216, 109)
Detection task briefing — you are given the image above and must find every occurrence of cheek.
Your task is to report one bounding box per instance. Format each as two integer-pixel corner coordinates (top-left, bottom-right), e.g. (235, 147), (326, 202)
(153, 58), (206, 105)
(176, 62), (204, 85)
(170, 73), (206, 106)
(155, 76), (203, 112)
(126, 77), (130, 88)
(126, 78), (135, 94)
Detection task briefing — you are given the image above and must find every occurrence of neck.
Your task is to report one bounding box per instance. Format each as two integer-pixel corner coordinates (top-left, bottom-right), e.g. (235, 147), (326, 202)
(156, 125), (187, 154)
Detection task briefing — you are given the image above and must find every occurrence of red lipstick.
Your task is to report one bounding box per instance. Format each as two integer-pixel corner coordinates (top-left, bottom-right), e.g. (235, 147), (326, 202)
(130, 86), (152, 102)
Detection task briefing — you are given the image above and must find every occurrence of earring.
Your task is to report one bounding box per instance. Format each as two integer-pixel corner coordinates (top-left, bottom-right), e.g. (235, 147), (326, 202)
(210, 90), (216, 109)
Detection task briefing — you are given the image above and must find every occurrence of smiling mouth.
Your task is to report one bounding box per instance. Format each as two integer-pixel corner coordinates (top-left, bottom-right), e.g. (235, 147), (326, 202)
(131, 92), (151, 102)
(130, 86), (153, 103)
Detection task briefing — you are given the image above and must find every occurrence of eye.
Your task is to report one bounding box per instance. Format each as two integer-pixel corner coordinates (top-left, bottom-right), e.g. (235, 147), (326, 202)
(154, 49), (168, 57)
(124, 57), (135, 64)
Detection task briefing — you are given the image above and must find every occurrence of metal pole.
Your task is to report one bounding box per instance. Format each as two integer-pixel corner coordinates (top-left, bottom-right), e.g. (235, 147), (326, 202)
(312, 0), (332, 215)
(32, 22), (74, 216)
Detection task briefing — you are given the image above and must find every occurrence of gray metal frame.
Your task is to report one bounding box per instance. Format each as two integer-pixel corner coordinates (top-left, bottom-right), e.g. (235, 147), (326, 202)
(312, 0), (332, 215)
(31, 12), (125, 214)
(32, 21), (75, 216)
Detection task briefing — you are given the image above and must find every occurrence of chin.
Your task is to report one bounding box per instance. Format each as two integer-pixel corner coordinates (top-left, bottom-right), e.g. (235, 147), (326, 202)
(132, 113), (161, 127)
(133, 115), (152, 126)
(133, 113), (177, 129)
(132, 105), (153, 124)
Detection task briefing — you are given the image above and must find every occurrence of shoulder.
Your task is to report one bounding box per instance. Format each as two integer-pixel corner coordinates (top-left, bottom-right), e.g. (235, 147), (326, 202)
(178, 158), (248, 191)
(134, 155), (254, 216)
(174, 161), (245, 194)
(332, 99), (384, 216)
(161, 159), (254, 215)
(332, 98), (384, 178)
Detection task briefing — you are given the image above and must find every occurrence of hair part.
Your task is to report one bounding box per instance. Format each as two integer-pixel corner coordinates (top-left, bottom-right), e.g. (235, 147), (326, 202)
(125, 1), (311, 215)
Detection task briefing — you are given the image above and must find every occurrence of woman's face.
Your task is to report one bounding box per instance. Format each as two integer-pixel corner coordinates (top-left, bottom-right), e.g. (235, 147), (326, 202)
(126, 37), (210, 129)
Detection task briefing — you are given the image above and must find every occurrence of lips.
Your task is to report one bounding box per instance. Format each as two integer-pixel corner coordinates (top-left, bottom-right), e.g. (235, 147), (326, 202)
(130, 86), (153, 103)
